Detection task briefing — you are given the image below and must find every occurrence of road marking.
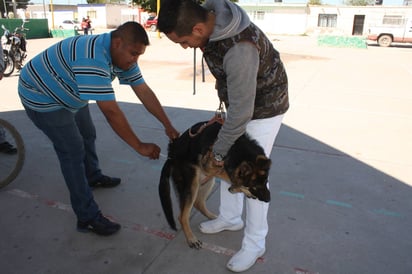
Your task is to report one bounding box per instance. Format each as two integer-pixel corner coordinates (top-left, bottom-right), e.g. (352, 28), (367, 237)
(294, 267), (319, 274)
(5, 188), (264, 263)
(279, 191), (305, 199)
(326, 199), (353, 208)
(372, 208), (402, 218)
(6, 185), (404, 274)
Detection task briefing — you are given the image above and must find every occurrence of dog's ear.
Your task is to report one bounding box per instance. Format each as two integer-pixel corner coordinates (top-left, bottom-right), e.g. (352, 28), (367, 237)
(236, 162), (253, 179)
(256, 155), (271, 171)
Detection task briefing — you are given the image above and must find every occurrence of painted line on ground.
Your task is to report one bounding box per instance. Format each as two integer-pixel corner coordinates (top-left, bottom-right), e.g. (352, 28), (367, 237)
(372, 208), (402, 218)
(278, 189), (403, 218)
(326, 200), (353, 208)
(294, 267), (319, 274)
(6, 185), (404, 274)
(279, 191), (305, 199)
(5, 188), (263, 263)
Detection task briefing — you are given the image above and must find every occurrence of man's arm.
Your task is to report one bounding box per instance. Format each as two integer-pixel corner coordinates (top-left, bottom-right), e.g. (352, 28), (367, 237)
(131, 82), (179, 140)
(213, 42), (259, 156)
(96, 100), (161, 159)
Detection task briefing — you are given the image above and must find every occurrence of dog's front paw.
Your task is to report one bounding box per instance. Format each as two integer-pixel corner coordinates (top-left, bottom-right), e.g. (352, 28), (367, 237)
(228, 186), (241, 194)
(188, 238), (202, 249)
(229, 186), (258, 199)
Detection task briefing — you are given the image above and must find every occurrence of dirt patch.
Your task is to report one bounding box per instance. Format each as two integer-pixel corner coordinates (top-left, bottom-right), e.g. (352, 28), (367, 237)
(139, 53), (327, 81)
(281, 53), (328, 63)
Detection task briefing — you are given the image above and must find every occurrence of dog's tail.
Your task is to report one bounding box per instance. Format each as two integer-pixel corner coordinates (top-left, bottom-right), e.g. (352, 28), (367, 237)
(159, 159), (177, 230)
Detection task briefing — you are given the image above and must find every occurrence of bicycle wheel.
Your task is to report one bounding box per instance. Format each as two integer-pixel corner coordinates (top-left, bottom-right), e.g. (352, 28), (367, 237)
(0, 118), (25, 188)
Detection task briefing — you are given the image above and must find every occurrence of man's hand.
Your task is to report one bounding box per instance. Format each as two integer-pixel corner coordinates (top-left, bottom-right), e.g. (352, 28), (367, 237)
(137, 143), (161, 159)
(165, 126), (180, 140)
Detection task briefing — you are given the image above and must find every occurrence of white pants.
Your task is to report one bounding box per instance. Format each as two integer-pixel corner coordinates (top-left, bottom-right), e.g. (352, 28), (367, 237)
(219, 114), (284, 252)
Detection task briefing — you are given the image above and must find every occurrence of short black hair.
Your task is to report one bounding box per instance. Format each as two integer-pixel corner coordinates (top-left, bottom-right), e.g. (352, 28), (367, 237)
(158, 0), (208, 36)
(111, 21), (150, 46)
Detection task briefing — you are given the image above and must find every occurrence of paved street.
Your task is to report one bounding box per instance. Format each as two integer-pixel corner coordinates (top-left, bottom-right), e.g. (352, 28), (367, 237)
(0, 31), (411, 274)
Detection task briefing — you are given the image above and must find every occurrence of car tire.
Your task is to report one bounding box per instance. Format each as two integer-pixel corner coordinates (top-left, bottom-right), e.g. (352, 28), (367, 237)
(150, 24), (157, 32)
(378, 35), (392, 47)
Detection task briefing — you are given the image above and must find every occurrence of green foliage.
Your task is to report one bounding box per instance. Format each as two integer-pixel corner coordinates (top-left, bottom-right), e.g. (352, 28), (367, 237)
(132, 0), (238, 13)
(308, 0), (322, 5)
(87, 0), (117, 3)
(345, 0), (374, 5)
(134, 0), (158, 12)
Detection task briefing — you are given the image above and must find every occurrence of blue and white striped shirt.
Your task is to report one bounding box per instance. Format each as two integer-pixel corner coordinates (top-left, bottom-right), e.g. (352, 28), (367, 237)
(18, 33), (145, 112)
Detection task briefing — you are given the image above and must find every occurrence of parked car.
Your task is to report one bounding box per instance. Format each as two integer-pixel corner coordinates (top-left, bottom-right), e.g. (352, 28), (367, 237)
(58, 19), (81, 31)
(367, 17), (412, 47)
(144, 16), (158, 32)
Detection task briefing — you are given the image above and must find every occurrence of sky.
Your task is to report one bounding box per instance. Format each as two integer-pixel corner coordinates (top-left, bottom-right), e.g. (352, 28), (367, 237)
(30, 0), (405, 6)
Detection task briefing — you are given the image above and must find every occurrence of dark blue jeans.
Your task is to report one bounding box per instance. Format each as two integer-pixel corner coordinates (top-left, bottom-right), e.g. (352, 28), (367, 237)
(24, 105), (102, 222)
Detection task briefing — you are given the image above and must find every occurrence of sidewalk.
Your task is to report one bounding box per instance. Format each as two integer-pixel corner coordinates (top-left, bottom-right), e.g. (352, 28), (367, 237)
(0, 33), (411, 274)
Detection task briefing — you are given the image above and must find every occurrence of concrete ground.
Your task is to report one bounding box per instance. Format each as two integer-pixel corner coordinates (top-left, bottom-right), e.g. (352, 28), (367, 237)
(0, 30), (411, 274)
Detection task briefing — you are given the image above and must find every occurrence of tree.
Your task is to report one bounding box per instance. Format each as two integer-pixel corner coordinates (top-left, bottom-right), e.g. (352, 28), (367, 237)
(132, 0), (238, 13)
(87, 0), (113, 3)
(1, 0), (30, 18)
(133, 0), (157, 12)
(345, 0), (374, 5)
(308, 0), (322, 5)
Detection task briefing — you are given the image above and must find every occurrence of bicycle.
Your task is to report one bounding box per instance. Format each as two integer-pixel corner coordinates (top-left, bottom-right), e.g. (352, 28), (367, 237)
(0, 118), (25, 188)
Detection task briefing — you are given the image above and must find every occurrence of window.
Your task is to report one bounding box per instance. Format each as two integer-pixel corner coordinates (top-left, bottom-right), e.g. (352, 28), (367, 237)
(87, 10), (97, 20)
(318, 14), (337, 28)
(382, 15), (404, 25)
(252, 10), (265, 21)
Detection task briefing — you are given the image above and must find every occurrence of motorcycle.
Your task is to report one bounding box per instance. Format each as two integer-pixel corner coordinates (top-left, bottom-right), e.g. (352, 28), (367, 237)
(1, 20), (29, 77)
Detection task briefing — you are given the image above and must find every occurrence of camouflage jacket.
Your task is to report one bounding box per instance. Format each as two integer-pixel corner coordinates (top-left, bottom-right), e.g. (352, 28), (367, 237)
(203, 22), (289, 119)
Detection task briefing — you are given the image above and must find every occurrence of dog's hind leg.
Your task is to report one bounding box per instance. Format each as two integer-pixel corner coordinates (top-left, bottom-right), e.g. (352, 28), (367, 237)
(194, 175), (217, 220)
(178, 167), (202, 249)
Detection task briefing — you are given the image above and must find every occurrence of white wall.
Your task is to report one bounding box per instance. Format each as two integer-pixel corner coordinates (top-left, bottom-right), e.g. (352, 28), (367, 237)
(29, 11), (75, 30)
(308, 6), (412, 35)
(254, 13), (308, 35)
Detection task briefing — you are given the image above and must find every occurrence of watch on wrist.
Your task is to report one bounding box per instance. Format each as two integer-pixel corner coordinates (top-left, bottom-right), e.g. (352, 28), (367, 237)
(213, 152), (224, 162)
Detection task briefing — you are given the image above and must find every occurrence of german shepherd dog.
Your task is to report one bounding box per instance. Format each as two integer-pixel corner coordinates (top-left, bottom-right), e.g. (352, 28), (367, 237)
(159, 120), (271, 248)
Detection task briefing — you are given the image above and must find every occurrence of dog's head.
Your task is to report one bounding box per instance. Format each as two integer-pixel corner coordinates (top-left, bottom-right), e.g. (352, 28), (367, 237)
(228, 155), (271, 202)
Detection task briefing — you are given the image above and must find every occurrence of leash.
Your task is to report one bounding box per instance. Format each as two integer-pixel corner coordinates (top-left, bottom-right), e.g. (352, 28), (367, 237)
(189, 101), (226, 138)
(185, 100), (227, 184)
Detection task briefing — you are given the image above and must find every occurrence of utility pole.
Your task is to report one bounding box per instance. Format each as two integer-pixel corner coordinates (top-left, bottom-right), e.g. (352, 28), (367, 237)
(12, 0), (17, 17)
(3, 0), (8, 18)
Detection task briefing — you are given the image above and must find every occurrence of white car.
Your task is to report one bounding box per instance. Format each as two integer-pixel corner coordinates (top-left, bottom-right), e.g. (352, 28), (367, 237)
(58, 19), (81, 31)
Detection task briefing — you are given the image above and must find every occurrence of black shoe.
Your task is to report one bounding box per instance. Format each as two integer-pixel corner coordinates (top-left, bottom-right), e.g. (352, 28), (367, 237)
(0, 142), (17, 155)
(89, 175), (121, 188)
(77, 213), (121, 236)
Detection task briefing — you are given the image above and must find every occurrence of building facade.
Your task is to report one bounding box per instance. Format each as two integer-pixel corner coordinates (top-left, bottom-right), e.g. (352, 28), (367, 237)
(239, 4), (412, 36)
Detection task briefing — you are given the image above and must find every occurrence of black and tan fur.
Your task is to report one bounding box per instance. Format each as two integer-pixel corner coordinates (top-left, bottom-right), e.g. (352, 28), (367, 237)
(159, 121), (271, 248)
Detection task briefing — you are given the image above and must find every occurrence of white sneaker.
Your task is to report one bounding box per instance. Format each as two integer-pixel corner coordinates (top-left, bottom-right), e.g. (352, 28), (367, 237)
(226, 248), (265, 272)
(199, 217), (244, 234)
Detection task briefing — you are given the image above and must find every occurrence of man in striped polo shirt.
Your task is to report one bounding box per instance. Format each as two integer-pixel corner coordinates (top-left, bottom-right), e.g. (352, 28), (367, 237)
(18, 22), (179, 236)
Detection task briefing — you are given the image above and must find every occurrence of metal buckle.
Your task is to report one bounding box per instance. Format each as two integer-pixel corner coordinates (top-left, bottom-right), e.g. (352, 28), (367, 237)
(215, 101), (226, 122)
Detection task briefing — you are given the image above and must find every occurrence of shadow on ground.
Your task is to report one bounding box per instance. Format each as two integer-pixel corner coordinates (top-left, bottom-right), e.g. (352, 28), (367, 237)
(0, 102), (411, 274)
